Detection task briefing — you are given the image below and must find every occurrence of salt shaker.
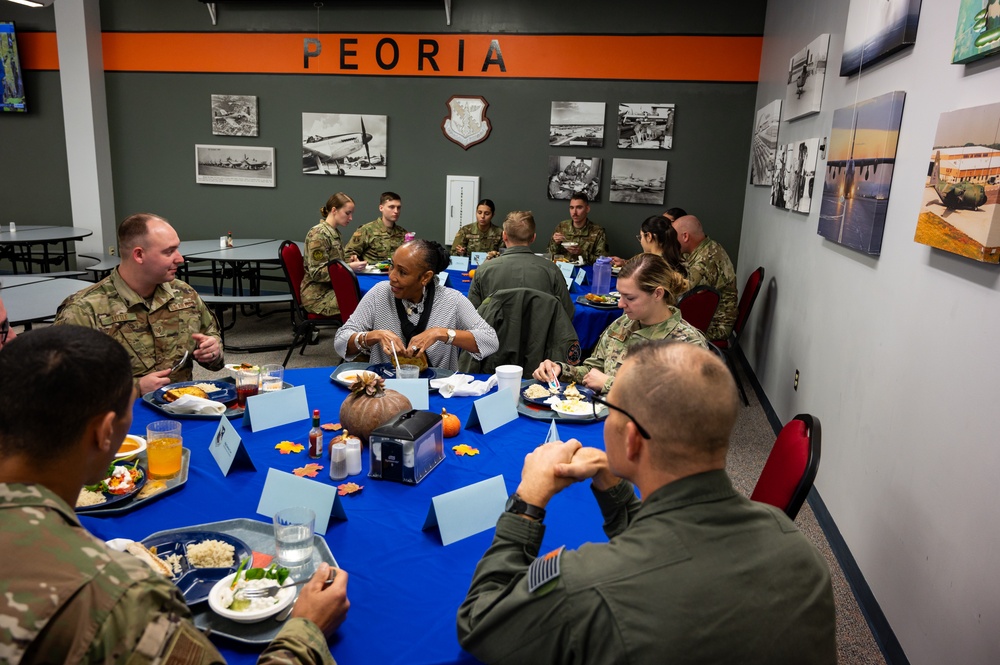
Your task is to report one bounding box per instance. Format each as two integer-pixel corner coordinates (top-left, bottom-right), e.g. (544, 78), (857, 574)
(345, 435), (362, 476)
(329, 442), (348, 480)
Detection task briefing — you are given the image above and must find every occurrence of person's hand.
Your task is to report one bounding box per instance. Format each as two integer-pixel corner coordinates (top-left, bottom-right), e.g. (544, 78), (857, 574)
(406, 328), (445, 357)
(552, 232), (566, 243)
(453, 245), (466, 256)
(555, 447), (618, 490)
(192, 333), (222, 365)
(532, 360), (562, 384)
(292, 563), (350, 636)
(565, 245), (582, 256)
(610, 256), (626, 268)
(138, 368), (173, 395)
(349, 259), (367, 272)
(516, 439), (584, 508)
(374, 330), (407, 358)
(580, 369), (608, 393)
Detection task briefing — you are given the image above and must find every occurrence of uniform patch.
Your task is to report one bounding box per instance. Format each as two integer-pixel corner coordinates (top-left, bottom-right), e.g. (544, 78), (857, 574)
(528, 546), (564, 593)
(312, 249), (326, 262)
(566, 341), (582, 365)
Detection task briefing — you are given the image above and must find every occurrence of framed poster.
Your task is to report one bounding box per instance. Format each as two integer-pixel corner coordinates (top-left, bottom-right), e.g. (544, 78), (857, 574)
(195, 145), (275, 188)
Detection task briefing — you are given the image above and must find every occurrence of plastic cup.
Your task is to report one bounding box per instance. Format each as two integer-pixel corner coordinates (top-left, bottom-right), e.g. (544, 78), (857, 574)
(495, 365), (523, 404)
(397, 364), (420, 379)
(273, 507), (316, 569)
(236, 368), (260, 407)
(261, 363), (284, 392)
(146, 420), (183, 479)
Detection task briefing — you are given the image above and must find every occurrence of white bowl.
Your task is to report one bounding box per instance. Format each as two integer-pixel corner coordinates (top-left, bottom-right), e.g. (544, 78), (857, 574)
(208, 572), (296, 623)
(561, 241), (579, 249)
(337, 369), (376, 386)
(116, 435), (147, 460)
(549, 399), (597, 419)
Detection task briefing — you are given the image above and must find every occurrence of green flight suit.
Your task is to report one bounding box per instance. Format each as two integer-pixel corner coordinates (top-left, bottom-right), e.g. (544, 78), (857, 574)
(450, 223), (504, 256)
(685, 236), (738, 340)
(344, 218), (408, 263)
(546, 219), (610, 264)
(468, 246), (575, 320)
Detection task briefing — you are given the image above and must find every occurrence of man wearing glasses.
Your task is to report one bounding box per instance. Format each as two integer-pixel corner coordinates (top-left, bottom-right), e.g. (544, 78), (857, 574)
(458, 341), (836, 664)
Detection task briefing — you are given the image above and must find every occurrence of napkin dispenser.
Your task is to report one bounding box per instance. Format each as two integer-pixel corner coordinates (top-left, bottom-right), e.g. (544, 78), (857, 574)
(368, 410), (444, 485)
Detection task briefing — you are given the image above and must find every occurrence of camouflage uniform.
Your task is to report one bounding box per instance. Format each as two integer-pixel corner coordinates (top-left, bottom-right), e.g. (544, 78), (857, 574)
(53, 268), (225, 383)
(0, 483), (336, 665)
(301, 221), (346, 316)
(557, 307), (707, 393)
(450, 223), (504, 256)
(344, 218), (408, 263)
(684, 237), (738, 340)
(546, 219), (610, 264)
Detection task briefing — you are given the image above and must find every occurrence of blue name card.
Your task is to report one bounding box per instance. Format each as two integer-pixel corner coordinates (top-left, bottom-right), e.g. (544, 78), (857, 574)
(448, 255), (470, 271)
(470, 251), (487, 266)
(256, 468), (346, 535)
(574, 269), (587, 286)
(436, 272), (449, 288)
(544, 419), (562, 443)
(422, 474), (507, 545)
(558, 262), (576, 279)
(384, 378), (430, 410)
(242, 384), (310, 432)
(465, 388), (518, 434)
(209, 415), (256, 476)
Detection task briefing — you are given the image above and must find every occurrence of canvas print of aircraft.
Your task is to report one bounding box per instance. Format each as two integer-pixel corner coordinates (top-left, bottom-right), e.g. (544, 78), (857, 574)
(302, 112), (387, 178)
(784, 34), (829, 122)
(952, 0), (1000, 64)
(914, 102), (1000, 263)
(840, 0), (922, 77)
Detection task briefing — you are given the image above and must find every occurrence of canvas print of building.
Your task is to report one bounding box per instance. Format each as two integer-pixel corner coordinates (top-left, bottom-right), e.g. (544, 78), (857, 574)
(610, 158), (668, 205)
(547, 156), (601, 201)
(817, 91), (906, 256)
(750, 100), (782, 186)
(953, 0), (1000, 64)
(302, 112), (387, 178)
(549, 102), (605, 148)
(770, 138), (819, 213)
(617, 103), (674, 149)
(840, 0), (922, 76)
(913, 102), (1000, 263)
(211, 94), (258, 137)
(784, 34), (829, 121)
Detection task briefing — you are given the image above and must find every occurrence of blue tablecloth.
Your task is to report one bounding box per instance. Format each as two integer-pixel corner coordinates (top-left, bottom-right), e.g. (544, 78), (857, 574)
(80, 367), (610, 665)
(356, 267), (618, 352)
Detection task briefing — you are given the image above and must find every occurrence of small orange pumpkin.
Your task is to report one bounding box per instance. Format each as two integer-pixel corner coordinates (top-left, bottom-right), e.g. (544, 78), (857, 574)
(468, 269), (476, 278)
(441, 408), (461, 438)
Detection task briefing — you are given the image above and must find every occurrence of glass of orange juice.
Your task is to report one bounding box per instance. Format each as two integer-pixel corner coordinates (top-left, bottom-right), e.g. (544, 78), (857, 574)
(146, 420), (183, 479)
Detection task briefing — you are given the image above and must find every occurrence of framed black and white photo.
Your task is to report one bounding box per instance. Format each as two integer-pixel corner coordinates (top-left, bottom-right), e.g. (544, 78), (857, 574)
(195, 145), (275, 188)
(750, 100), (782, 186)
(617, 103), (674, 149)
(549, 102), (605, 148)
(211, 94), (258, 137)
(784, 34), (830, 121)
(302, 112), (387, 178)
(770, 138), (819, 213)
(547, 155), (602, 201)
(610, 158), (668, 205)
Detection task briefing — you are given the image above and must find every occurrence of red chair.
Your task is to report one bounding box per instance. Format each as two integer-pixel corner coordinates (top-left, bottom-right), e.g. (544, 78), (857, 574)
(751, 414), (821, 520)
(712, 266), (764, 405)
(326, 258), (362, 322)
(278, 240), (342, 367)
(676, 285), (720, 335)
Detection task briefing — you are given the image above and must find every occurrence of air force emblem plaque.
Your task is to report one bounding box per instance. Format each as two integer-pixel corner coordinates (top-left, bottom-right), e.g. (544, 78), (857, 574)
(441, 95), (492, 150)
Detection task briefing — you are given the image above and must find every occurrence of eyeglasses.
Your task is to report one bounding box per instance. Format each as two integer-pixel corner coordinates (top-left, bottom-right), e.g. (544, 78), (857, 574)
(635, 233), (643, 243)
(591, 393), (651, 439)
(1, 318), (9, 345)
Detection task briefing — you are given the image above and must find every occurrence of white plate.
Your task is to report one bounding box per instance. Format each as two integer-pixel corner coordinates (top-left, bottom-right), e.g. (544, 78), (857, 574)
(116, 435), (146, 460)
(224, 363), (259, 374)
(208, 572), (296, 624)
(561, 242), (579, 249)
(549, 399), (599, 419)
(333, 369), (378, 387)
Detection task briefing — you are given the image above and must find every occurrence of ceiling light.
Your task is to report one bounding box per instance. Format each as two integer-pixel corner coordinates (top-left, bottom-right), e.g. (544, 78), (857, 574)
(7, 0), (52, 7)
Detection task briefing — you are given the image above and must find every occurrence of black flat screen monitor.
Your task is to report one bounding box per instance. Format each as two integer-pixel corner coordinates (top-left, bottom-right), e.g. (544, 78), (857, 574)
(1, 22), (26, 113)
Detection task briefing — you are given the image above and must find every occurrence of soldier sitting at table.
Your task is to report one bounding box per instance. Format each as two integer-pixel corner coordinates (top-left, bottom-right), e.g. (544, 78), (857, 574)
(450, 199), (504, 256)
(0, 325), (351, 664)
(547, 191), (610, 264)
(671, 214), (738, 341)
(54, 213), (225, 395)
(344, 191), (408, 263)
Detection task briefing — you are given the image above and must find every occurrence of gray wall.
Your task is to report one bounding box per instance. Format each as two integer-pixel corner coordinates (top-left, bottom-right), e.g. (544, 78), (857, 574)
(2, 0), (764, 267)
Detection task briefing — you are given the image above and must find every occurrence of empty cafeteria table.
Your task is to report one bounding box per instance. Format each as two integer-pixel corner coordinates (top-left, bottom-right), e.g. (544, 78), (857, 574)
(0, 225), (94, 273)
(4, 278), (93, 328)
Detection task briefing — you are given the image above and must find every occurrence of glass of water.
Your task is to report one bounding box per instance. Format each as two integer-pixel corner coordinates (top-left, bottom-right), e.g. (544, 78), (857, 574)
(273, 506), (315, 568)
(260, 363), (284, 392)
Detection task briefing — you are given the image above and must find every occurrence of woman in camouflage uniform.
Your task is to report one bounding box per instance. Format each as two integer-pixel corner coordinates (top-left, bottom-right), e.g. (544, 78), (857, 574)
(533, 253), (707, 394)
(611, 215), (688, 275)
(450, 199), (504, 256)
(301, 192), (368, 316)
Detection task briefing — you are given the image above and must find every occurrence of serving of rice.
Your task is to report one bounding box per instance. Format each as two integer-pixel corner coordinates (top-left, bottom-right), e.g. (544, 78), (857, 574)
(76, 489), (107, 507)
(186, 539), (235, 568)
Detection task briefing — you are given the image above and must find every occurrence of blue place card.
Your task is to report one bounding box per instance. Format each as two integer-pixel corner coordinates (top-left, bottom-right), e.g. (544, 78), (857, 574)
(256, 468), (345, 535)
(465, 388), (518, 434)
(470, 251), (487, 266)
(436, 272), (449, 287)
(209, 416), (256, 476)
(242, 384), (310, 432)
(544, 419), (562, 443)
(422, 474), (507, 545)
(449, 255), (470, 271)
(574, 269), (587, 286)
(384, 378), (430, 410)
(558, 262), (576, 279)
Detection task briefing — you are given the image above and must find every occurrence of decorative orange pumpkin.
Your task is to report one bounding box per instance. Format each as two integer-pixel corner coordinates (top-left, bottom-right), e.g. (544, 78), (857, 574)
(441, 408), (461, 438)
(468, 269), (476, 278)
(339, 374), (412, 444)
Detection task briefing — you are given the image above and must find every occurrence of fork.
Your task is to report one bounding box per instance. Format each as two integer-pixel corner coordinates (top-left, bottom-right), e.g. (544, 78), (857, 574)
(168, 350), (191, 373)
(240, 570), (336, 599)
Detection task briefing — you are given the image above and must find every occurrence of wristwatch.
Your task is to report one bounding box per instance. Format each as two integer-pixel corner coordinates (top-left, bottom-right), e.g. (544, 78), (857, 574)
(505, 493), (546, 521)
(445, 328), (457, 345)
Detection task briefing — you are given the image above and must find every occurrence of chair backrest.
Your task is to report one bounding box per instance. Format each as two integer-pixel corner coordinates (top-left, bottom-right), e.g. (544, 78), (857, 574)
(327, 259), (363, 322)
(750, 414), (821, 520)
(278, 240), (307, 308)
(676, 285), (721, 335)
(732, 266), (765, 339)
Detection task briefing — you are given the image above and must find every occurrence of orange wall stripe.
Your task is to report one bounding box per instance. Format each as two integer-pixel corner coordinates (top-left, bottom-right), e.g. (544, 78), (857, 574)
(20, 32), (761, 82)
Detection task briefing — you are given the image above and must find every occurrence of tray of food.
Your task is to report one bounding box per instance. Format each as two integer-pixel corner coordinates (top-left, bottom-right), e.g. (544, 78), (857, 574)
(75, 460), (147, 513)
(576, 294), (620, 310)
(139, 518), (337, 645)
(138, 530), (253, 604)
(79, 448), (190, 517)
(141, 379), (291, 420)
(151, 380), (237, 406)
(362, 261), (392, 273)
(516, 380), (607, 422)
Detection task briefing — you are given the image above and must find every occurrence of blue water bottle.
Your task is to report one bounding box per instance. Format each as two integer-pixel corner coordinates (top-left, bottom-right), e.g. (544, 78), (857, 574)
(592, 256), (612, 295)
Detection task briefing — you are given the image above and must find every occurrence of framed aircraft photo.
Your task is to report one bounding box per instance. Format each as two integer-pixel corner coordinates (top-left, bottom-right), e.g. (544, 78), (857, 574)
(784, 34), (830, 122)
(953, 0), (1000, 64)
(211, 94), (258, 137)
(549, 102), (605, 148)
(914, 102), (1000, 263)
(610, 158), (668, 205)
(617, 103), (675, 149)
(195, 145), (275, 188)
(841, 0), (922, 77)
(302, 112), (387, 178)
(547, 156), (601, 202)
(817, 91), (906, 256)
(770, 138), (819, 214)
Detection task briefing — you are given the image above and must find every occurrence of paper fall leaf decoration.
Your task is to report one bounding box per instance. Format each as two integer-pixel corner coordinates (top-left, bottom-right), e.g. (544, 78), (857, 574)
(452, 444), (480, 457)
(293, 463), (324, 477)
(337, 482), (364, 496)
(275, 441), (305, 454)
(321, 422), (342, 432)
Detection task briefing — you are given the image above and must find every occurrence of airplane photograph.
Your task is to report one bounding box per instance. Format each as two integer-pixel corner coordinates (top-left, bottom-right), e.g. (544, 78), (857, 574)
(914, 101), (1000, 263)
(549, 101), (605, 148)
(609, 158), (668, 205)
(617, 103), (675, 149)
(784, 33), (829, 121)
(195, 144), (275, 188)
(211, 94), (258, 137)
(302, 112), (387, 178)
